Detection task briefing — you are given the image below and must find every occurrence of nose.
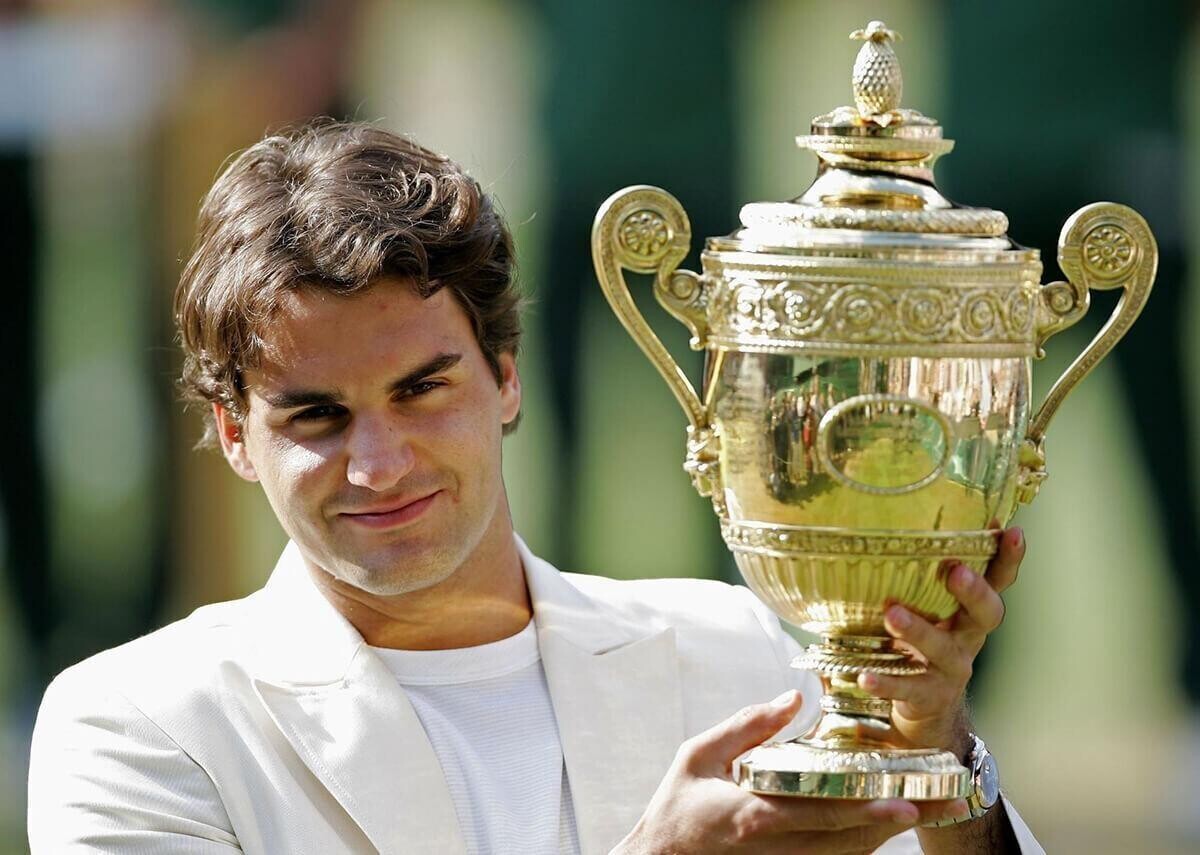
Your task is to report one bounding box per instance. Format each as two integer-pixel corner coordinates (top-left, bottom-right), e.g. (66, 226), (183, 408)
(344, 414), (416, 492)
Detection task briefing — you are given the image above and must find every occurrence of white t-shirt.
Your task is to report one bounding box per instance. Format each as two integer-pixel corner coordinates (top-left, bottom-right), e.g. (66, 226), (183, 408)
(370, 621), (581, 855)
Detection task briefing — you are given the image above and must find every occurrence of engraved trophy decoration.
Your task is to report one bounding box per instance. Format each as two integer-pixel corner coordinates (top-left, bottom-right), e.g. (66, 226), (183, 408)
(592, 21), (1155, 799)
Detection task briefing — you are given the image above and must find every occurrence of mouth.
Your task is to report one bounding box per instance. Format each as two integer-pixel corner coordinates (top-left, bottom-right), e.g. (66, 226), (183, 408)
(338, 490), (442, 530)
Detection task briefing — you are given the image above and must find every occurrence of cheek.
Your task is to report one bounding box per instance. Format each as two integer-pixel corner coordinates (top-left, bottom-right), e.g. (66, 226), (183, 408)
(258, 436), (339, 502)
(427, 399), (504, 470)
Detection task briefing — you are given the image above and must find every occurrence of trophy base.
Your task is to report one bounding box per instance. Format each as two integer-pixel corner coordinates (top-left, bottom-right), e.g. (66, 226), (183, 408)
(735, 739), (970, 799)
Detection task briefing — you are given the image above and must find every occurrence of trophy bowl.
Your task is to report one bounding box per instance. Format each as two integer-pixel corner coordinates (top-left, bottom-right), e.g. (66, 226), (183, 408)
(592, 21), (1156, 799)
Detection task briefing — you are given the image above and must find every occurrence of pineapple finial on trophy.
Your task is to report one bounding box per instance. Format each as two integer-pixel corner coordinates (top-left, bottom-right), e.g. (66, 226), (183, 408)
(849, 21), (903, 118)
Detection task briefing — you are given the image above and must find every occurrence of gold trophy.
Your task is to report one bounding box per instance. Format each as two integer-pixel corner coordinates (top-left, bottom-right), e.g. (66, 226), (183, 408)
(592, 21), (1155, 799)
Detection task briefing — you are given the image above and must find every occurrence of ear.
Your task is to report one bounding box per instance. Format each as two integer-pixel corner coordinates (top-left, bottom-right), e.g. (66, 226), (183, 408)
(214, 403), (259, 482)
(497, 351), (522, 426)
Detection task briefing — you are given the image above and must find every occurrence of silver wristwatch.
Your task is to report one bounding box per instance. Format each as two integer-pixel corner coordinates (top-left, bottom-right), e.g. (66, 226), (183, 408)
(931, 733), (1000, 826)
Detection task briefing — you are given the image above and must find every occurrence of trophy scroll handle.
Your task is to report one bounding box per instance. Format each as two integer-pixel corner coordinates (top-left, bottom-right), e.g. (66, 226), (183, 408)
(592, 186), (720, 498)
(1017, 202), (1157, 505)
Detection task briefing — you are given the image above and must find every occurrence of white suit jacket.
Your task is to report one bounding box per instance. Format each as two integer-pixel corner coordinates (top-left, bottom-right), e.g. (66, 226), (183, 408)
(28, 539), (1042, 854)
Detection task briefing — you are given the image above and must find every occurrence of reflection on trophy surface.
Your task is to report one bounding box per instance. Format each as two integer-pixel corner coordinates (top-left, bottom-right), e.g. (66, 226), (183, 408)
(592, 20), (1156, 799)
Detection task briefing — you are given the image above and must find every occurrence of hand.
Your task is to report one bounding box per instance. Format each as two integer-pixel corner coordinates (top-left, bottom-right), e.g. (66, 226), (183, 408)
(858, 526), (1026, 751)
(615, 691), (969, 854)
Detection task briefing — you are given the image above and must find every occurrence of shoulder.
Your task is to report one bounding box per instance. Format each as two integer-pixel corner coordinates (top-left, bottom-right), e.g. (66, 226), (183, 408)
(37, 592), (263, 733)
(562, 572), (780, 637)
(29, 601), (252, 851)
(556, 570), (820, 734)
(560, 571), (802, 675)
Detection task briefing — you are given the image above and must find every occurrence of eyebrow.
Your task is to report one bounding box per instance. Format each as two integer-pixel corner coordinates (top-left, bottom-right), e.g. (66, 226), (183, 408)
(259, 352), (464, 410)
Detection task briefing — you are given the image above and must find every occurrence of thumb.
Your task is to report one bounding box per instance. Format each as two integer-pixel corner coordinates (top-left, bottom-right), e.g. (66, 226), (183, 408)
(684, 690), (804, 776)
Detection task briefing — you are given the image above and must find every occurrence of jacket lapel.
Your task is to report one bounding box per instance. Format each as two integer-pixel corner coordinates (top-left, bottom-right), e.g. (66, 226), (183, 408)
(248, 544), (466, 855)
(246, 539), (685, 855)
(523, 543), (685, 855)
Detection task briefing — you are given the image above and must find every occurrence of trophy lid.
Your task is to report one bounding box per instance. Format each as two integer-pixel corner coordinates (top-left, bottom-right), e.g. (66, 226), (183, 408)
(725, 21), (1012, 253)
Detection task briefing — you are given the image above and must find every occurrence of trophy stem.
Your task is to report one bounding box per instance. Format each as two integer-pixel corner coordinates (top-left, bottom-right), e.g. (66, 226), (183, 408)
(734, 634), (971, 799)
(796, 634), (925, 678)
(802, 635), (921, 751)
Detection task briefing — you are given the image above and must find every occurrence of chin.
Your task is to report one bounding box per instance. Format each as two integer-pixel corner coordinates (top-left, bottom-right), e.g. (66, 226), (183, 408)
(331, 544), (461, 597)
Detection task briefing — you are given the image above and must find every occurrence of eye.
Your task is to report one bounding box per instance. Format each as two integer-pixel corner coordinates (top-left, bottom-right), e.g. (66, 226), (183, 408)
(291, 405), (347, 423)
(404, 380), (445, 398)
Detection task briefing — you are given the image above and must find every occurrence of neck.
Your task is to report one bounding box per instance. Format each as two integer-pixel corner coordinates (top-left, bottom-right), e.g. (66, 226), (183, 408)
(309, 504), (532, 650)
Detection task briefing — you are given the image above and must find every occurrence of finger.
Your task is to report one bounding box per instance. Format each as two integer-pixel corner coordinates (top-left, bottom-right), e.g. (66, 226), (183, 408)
(882, 605), (960, 671)
(857, 671), (962, 720)
(986, 527), (1024, 594)
(782, 798), (968, 832)
(856, 671), (947, 712)
(916, 798), (971, 824)
(946, 563), (1005, 634)
(746, 795), (920, 833)
(788, 822), (917, 854)
(683, 690), (804, 775)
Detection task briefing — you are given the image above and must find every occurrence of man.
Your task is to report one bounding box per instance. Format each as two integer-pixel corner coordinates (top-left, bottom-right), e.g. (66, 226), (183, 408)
(28, 121), (1042, 853)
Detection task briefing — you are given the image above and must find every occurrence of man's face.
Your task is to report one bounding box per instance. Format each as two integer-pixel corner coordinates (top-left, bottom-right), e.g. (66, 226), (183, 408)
(215, 278), (521, 596)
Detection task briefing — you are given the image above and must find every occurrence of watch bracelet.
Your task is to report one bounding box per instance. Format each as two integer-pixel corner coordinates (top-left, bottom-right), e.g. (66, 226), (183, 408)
(922, 732), (997, 828)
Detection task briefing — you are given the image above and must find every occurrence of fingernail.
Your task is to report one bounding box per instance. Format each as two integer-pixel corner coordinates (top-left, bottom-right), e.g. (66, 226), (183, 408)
(953, 564), (976, 588)
(771, 690), (798, 709)
(887, 605), (911, 629)
(1010, 527), (1024, 549)
(858, 672), (879, 691)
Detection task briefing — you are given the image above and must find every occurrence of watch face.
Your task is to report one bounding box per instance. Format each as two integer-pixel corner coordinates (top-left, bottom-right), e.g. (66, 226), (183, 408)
(978, 754), (1000, 808)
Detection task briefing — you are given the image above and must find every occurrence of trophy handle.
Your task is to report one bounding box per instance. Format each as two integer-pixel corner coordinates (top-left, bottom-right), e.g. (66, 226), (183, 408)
(592, 185), (710, 430)
(593, 186), (721, 499)
(1017, 202), (1157, 504)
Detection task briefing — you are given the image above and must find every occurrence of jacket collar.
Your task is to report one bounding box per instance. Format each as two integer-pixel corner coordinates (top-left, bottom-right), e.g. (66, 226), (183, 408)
(247, 536), (661, 684)
(248, 537), (684, 855)
(249, 541), (364, 685)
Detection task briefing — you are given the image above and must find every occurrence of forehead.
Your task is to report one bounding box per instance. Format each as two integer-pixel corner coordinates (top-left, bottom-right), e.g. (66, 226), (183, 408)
(252, 280), (475, 385)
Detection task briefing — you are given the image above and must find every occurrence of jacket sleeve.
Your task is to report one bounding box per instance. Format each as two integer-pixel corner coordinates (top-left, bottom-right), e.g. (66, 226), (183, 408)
(998, 796), (1046, 855)
(28, 668), (242, 854)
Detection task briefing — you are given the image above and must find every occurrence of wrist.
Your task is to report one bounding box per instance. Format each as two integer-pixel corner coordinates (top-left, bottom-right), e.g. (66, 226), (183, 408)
(930, 703), (973, 757)
(610, 831), (638, 855)
(926, 732), (1002, 828)
(907, 710), (971, 755)
(611, 819), (653, 855)
(948, 725), (974, 761)
(610, 835), (639, 855)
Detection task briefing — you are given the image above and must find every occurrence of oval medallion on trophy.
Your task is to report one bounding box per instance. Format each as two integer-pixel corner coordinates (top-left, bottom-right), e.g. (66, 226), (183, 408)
(816, 394), (953, 495)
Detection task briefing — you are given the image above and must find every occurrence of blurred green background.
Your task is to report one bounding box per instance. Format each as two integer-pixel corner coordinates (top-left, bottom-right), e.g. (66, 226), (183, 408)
(2, 1), (1198, 852)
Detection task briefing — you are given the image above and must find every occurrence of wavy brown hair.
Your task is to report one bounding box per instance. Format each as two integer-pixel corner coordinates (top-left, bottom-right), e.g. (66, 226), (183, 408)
(175, 120), (522, 446)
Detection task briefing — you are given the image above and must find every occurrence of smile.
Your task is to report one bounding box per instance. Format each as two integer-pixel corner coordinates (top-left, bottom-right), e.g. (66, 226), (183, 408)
(338, 491), (441, 530)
